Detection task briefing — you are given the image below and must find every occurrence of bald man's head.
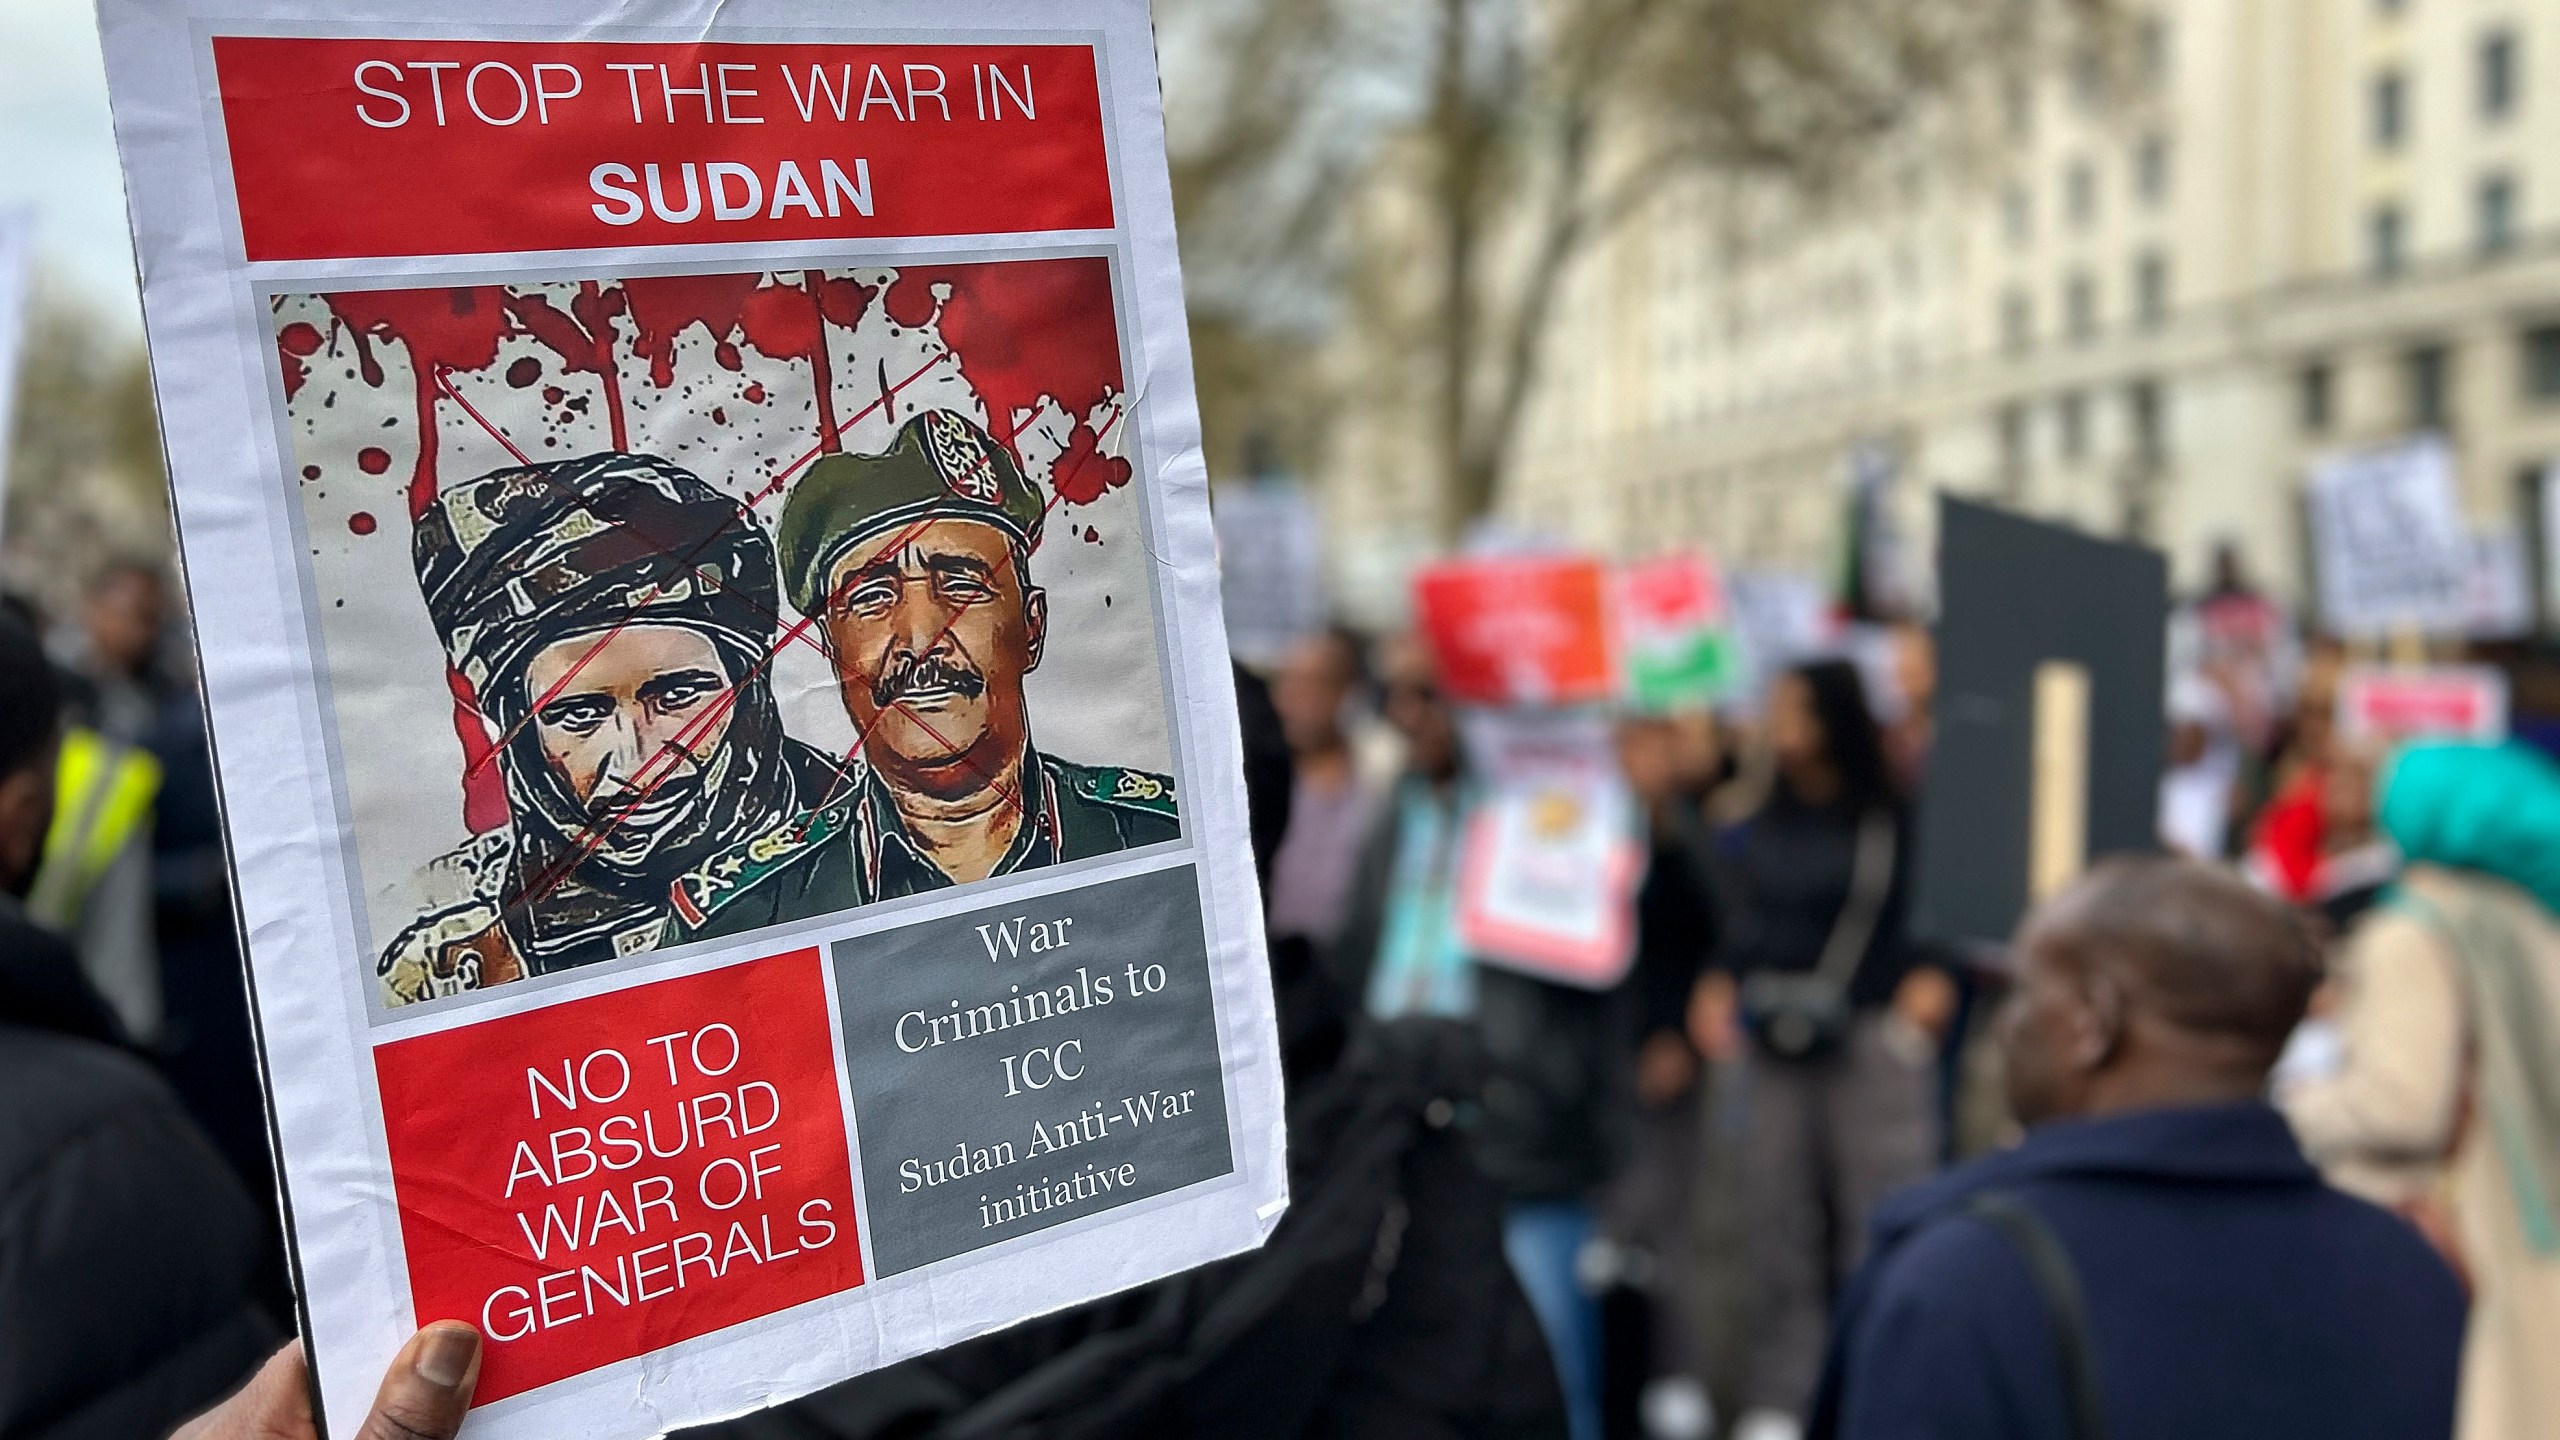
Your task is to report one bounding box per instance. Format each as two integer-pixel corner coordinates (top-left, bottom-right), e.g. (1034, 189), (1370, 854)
(2001, 857), (2322, 1127)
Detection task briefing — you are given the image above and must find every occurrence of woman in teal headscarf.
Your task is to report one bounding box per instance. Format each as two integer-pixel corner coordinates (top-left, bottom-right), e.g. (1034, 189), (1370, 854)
(2283, 741), (2560, 1440)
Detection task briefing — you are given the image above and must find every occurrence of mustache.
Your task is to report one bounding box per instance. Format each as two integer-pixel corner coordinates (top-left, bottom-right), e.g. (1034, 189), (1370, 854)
(873, 652), (987, 708)
(584, 761), (704, 825)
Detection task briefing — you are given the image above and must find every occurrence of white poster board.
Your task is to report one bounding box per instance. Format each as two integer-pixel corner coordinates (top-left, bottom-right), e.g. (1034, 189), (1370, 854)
(1211, 480), (1325, 669)
(1453, 709), (1640, 988)
(94, 4), (1285, 1434)
(2337, 665), (2509, 746)
(2307, 436), (2471, 637)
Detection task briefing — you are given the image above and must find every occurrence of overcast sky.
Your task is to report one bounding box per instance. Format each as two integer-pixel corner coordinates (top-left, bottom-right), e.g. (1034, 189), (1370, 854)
(3, 0), (143, 334)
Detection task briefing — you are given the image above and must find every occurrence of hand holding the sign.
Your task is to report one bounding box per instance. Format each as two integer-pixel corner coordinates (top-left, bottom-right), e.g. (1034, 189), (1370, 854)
(176, 1325), (482, 1440)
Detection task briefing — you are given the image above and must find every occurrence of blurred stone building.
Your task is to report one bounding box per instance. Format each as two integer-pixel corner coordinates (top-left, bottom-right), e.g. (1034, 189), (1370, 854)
(1322, 0), (2560, 624)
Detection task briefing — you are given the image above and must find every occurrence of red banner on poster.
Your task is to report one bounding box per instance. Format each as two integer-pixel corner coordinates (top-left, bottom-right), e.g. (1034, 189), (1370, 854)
(212, 38), (1115, 261)
(374, 949), (863, 1403)
(1414, 555), (1615, 706)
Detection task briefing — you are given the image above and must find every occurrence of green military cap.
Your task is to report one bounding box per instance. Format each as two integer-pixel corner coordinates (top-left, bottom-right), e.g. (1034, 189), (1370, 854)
(777, 409), (1046, 616)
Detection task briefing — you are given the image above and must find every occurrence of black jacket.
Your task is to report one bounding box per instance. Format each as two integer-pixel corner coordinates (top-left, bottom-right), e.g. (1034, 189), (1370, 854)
(0, 904), (277, 1440)
(1331, 793), (1635, 1204)
(1711, 791), (1917, 1010)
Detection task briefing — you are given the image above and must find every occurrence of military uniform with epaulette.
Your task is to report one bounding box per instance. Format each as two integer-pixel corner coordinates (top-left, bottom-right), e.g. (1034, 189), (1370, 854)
(665, 409), (1180, 944)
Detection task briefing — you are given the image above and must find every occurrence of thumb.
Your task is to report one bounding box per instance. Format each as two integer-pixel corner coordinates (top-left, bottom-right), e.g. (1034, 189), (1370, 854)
(358, 1323), (482, 1440)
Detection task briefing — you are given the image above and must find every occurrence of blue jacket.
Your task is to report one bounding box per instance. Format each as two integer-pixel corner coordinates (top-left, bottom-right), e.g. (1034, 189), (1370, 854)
(1809, 1102), (2463, 1440)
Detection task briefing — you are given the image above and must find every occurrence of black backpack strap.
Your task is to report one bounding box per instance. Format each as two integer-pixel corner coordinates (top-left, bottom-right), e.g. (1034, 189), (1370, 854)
(1961, 1193), (2109, 1440)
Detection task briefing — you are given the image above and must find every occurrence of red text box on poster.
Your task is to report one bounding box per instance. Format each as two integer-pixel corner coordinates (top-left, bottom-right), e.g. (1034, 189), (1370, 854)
(210, 38), (1115, 261)
(1414, 556), (1616, 706)
(374, 949), (862, 1403)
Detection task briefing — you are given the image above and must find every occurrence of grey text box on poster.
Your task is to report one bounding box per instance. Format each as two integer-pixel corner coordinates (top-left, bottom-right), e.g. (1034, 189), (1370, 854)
(832, 865), (1234, 1276)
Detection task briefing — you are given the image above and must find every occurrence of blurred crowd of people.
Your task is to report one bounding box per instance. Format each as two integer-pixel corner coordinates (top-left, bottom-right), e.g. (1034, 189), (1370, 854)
(8, 542), (2560, 1440)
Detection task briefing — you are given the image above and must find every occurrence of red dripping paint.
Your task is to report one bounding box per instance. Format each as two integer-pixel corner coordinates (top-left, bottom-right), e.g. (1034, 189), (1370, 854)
(880, 259), (1122, 455)
(276, 321), (326, 401)
(504, 282), (631, 451)
(505, 357), (541, 387)
(713, 341), (744, 371)
(739, 274), (868, 454)
(348, 511), (377, 535)
(742, 381), (766, 403)
(711, 406), (728, 426)
(1050, 418), (1133, 506)
(621, 273), (759, 389)
(541, 385), (565, 405)
(320, 286), (510, 519)
(357, 446), (393, 475)
(445, 667), (509, 834)
(300, 464), (321, 481)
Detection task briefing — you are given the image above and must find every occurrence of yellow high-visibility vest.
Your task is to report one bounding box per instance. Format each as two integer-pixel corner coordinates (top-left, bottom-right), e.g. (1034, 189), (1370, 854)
(29, 726), (162, 929)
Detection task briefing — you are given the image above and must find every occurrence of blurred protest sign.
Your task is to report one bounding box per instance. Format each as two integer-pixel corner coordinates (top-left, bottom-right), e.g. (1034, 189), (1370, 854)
(2307, 437), (2472, 636)
(2337, 665), (2509, 746)
(1454, 710), (1639, 988)
(1614, 552), (1739, 710)
(1415, 554), (1615, 705)
(1915, 498), (2166, 947)
(2460, 527), (2535, 639)
(1726, 569), (1836, 705)
(0, 208), (28, 540)
(96, 1), (1285, 1433)
(1213, 480), (1326, 668)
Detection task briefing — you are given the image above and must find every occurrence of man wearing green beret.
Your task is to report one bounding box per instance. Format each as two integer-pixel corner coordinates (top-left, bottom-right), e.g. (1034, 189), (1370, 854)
(668, 409), (1178, 940)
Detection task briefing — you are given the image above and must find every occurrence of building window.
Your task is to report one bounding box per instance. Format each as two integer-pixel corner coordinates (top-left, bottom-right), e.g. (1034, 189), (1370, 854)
(2070, 42), (2107, 112)
(2058, 391), (2089, 459)
(2407, 344), (2452, 431)
(2135, 134), (2171, 206)
(2480, 174), (2520, 255)
(2002, 290), (2035, 353)
(2137, 16), (2171, 90)
(2371, 204), (2407, 277)
(2003, 183), (2033, 245)
(2129, 378), (2166, 465)
(2482, 30), (2519, 121)
(2300, 360), (2334, 433)
(1996, 402), (2031, 499)
(2522, 323), (2560, 403)
(2134, 250), (2170, 326)
(2373, 70), (2407, 149)
(2065, 272), (2098, 342)
(2066, 160), (2098, 228)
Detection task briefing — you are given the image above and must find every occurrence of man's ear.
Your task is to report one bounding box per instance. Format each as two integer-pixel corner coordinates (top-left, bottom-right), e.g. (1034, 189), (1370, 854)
(1023, 587), (1047, 673)
(2075, 969), (2129, 1072)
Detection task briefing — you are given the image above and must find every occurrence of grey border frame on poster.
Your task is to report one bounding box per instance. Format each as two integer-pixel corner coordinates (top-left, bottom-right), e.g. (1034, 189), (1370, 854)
(96, 3), (1286, 1436)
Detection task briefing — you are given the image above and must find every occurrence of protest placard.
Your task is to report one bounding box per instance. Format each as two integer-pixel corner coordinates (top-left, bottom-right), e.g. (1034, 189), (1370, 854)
(2336, 665), (2509, 746)
(1453, 710), (1639, 989)
(1614, 552), (1739, 711)
(2306, 437), (2472, 637)
(1413, 553), (1615, 706)
(1212, 480), (1326, 669)
(94, 3), (1284, 1433)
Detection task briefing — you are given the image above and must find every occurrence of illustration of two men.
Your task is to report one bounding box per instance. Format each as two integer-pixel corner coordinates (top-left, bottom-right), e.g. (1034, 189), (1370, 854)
(379, 410), (1178, 1006)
